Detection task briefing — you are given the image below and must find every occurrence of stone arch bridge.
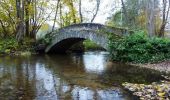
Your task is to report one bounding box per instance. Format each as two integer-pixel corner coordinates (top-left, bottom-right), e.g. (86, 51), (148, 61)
(45, 23), (128, 53)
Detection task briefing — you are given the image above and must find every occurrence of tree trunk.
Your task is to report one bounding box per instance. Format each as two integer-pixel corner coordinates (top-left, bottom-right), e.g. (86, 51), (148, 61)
(52, 0), (60, 31)
(25, 0), (31, 37)
(59, 3), (63, 27)
(120, 0), (129, 25)
(16, 0), (25, 42)
(16, 0), (21, 18)
(79, 0), (83, 23)
(159, 0), (170, 37)
(30, 0), (37, 39)
(146, 0), (155, 37)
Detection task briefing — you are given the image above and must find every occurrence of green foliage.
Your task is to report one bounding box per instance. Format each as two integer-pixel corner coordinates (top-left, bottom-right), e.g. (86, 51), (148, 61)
(37, 33), (53, 45)
(0, 0), (17, 37)
(109, 31), (170, 63)
(106, 11), (126, 27)
(0, 37), (35, 55)
(0, 37), (19, 54)
(19, 38), (36, 52)
(83, 39), (104, 50)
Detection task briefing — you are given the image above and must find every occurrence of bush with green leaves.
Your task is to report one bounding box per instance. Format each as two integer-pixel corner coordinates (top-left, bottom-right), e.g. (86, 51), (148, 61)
(83, 39), (104, 51)
(0, 37), (19, 54)
(0, 37), (35, 54)
(37, 33), (53, 46)
(109, 31), (170, 63)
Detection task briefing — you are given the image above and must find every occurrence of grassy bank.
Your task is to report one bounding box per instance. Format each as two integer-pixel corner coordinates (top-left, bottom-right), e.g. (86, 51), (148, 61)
(0, 37), (35, 55)
(109, 31), (170, 63)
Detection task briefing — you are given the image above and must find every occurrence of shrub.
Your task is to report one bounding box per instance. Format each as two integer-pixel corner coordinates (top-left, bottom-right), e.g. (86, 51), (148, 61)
(0, 37), (19, 54)
(109, 31), (170, 63)
(83, 39), (104, 50)
(37, 33), (53, 45)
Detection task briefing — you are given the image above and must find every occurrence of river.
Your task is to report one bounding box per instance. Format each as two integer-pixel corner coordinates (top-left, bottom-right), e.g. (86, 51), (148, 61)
(0, 51), (165, 100)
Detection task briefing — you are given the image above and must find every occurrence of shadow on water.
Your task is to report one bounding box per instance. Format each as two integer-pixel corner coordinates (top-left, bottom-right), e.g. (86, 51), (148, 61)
(0, 51), (167, 100)
(99, 63), (165, 85)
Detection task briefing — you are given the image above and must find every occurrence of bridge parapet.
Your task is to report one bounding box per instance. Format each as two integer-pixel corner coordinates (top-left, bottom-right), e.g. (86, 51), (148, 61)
(52, 23), (128, 36)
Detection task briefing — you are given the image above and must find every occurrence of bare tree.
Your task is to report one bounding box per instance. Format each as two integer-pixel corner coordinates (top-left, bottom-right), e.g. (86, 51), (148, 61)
(91, 0), (100, 23)
(30, 0), (54, 38)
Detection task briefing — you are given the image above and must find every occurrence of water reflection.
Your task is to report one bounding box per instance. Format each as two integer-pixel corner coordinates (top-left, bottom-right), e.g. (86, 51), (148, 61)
(0, 52), (165, 100)
(72, 86), (94, 100)
(35, 63), (58, 100)
(83, 52), (106, 73)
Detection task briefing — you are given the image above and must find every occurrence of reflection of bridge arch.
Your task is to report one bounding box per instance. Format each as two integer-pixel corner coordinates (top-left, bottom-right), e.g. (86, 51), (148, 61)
(45, 23), (128, 53)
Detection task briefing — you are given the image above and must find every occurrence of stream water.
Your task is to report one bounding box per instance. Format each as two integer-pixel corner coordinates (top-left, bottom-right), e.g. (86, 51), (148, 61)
(0, 51), (165, 100)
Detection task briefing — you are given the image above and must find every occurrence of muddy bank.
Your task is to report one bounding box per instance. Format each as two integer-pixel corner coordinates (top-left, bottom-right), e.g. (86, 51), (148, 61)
(129, 60), (170, 73)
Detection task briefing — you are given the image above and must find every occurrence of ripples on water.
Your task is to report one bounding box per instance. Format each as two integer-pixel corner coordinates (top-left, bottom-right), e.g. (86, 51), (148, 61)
(0, 51), (165, 100)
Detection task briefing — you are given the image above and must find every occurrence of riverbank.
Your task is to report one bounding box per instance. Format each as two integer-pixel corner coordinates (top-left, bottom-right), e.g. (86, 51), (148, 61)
(0, 37), (38, 56)
(130, 60), (170, 73)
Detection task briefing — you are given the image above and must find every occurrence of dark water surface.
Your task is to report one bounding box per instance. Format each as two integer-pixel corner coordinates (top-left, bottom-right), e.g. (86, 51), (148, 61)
(0, 51), (165, 100)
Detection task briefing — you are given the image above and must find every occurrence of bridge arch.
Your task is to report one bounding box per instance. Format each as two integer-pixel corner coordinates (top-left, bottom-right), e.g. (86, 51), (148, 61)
(45, 23), (127, 53)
